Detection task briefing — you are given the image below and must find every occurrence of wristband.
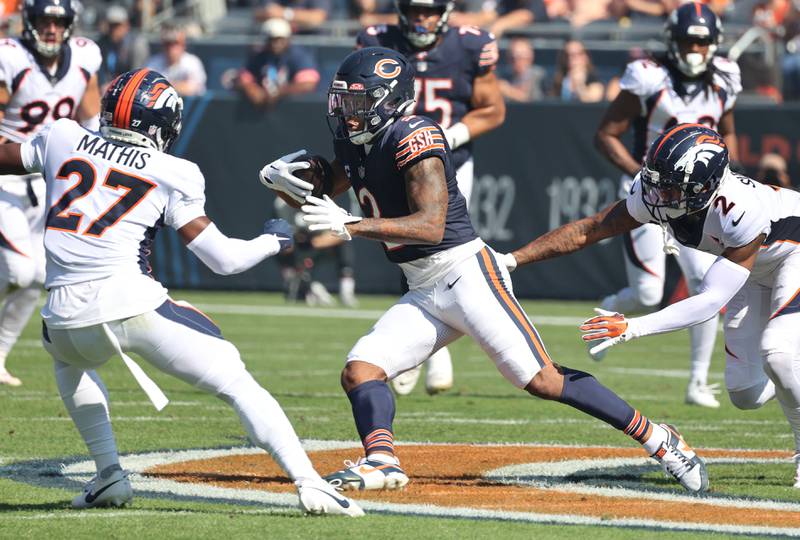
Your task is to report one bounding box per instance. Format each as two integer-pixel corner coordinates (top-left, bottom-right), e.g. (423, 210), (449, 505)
(445, 122), (470, 151)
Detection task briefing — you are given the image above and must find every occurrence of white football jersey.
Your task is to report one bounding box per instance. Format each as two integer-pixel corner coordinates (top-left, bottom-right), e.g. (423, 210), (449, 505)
(620, 56), (741, 161)
(21, 119), (207, 328)
(627, 172), (800, 282)
(0, 36), (101, 143)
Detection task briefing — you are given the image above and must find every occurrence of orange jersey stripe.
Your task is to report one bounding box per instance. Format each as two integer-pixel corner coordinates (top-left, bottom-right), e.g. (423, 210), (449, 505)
(479, 248), (551, 364)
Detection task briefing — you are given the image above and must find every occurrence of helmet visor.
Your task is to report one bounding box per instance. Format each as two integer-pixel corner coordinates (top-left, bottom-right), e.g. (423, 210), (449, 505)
(328, 88), (379, 118)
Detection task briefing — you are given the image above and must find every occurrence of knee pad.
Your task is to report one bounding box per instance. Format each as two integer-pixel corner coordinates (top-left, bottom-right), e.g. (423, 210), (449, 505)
(728, 382), (775, 410)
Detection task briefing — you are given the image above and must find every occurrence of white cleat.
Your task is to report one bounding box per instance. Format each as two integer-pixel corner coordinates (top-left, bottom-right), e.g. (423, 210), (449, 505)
(651, 424), (709, 494)
(425, 347), (453, 395)
(793, 454), (800, 488)
(391, 366), (422, 396)
(0, 370), (22, 386)
(72, 465), (133, 509)
(685, 381), (721, 408)
(296, 479), (364, 517)
(306, 281), (335, 307)
(324, 456), (409, 491)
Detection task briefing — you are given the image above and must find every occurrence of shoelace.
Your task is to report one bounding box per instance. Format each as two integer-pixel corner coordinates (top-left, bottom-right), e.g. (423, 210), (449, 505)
(662, 445), (693, 478)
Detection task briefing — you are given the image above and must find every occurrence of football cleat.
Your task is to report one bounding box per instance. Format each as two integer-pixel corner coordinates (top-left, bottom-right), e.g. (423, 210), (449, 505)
(650, 424), (708, 493)
(0, 370), (22, 386)
(72, 465), (133, 509)
(296, 478), (365, 517)
(324, 456), (409, 491)
(425, 347), (453, 395)
(391, 366), (422, 396)
(685, 380), (721, 408)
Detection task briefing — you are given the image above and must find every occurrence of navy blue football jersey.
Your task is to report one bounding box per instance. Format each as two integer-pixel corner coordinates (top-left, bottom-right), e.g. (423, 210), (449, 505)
(334, 115), (477, 263)
(356, 25), (499, 170)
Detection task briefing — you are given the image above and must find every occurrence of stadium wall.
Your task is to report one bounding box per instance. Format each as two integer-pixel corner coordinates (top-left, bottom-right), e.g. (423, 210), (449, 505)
(150, 95), (800, 299)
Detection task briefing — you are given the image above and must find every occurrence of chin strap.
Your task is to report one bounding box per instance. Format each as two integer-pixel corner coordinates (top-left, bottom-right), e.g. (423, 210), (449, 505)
(661, 224), (680, 255)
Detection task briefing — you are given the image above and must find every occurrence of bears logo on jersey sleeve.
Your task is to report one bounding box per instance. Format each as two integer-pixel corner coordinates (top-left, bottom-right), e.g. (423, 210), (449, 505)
(392, 116), (446, 170)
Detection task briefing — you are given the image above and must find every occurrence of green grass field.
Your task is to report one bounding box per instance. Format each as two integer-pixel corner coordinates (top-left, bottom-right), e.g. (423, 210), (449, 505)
(0, 291), (796, 539)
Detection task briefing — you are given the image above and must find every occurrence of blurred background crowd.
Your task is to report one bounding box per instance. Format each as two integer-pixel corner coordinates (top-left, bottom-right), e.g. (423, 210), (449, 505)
(1, 0), (798, 103)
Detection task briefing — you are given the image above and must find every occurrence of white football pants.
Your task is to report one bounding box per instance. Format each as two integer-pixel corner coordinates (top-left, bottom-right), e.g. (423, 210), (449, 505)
(0, 178), (46, 361)
(44, 300), (320, 482)
(604, 221), (719, 386)
(724, 251), (800, 452)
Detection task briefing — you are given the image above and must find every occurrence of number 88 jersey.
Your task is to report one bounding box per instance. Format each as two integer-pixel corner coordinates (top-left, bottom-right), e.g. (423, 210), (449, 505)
(0, 36), (101, 143)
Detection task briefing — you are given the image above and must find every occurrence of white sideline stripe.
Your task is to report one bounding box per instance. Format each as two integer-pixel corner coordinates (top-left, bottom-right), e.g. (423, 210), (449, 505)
(603, 367), (724, 380)
(37, 442), (798, 537)
(4, 509), (289, 520)
(193, 302), (587, 327)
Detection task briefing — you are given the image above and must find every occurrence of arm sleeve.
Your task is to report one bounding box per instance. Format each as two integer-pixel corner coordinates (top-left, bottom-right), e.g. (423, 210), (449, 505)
(186, 222), (281, 275)
(628, 257), (750, 338)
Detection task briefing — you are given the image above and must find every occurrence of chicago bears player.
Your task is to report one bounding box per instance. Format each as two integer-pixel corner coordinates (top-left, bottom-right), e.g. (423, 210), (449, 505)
(0, 0), (102, 386)
(261, 47), (709, 494)
(593, 2), (741, 408)
(506, 123), (800, 487)
(357, 0), (506, 396)
(0, 69), (363, 516)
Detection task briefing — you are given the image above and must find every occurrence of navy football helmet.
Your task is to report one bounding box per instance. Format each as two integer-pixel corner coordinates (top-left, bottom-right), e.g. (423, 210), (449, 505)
(22, 0), (78, 58)
(395, 0), (454, 49)
(665, 2), (723, 77)
(100, 69), (183, 153)
(328, 47), (415, 145)
(640, 124), (728, 222)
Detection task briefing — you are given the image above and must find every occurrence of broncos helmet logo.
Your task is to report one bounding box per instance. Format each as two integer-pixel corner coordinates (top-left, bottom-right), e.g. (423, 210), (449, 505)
(674, 139), (726, 176)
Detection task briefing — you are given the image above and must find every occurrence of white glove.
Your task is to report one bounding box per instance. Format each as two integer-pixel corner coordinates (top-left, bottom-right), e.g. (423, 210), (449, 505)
(301, 195), (362, 241)
(500, 252), (517, 272)
(259, 149), (314, 204)
(580, 308), (639, 356)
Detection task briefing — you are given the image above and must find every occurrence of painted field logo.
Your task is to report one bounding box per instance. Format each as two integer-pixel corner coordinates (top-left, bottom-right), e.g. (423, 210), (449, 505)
(3, 441), (800, 537)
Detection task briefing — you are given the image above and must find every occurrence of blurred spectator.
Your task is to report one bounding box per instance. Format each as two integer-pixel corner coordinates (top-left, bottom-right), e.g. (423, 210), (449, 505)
(571, 0), (613, 27)
(97, 5), (150, 89)
(623, 0), (679, 21)
(756, 153), (793, 188)
(255, 0), (330, 33)
(353, 0), (396, 26)
(551, 39), (604, 102)
(145, 25), (207, 96)
(498, 38), (545, 102)
(450, 0), (537, 38)
(235, 19), (320, 108)
(274, 199), (358, 307)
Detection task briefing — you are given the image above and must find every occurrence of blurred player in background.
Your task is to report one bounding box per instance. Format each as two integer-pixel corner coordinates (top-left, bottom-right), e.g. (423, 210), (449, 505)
(593, 1), (741, 407)
(261, 47), (709, 496)
(0, 69), (363, 516)
(357, 0), (505, 395)
(0, 0), (101, 386)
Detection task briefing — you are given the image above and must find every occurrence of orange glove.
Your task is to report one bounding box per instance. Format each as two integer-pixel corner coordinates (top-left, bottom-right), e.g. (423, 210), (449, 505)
(580, 308), (638, 355)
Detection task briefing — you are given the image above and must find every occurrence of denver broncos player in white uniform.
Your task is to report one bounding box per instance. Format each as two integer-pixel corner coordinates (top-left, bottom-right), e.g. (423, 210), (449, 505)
(0, 0), (101, 386)
(594, 2), (741, 408)
(0, 68), (363, 516)
(262, 47), (708, 495)
(506, 123), (800, 487)
(356, 0), (505, 397)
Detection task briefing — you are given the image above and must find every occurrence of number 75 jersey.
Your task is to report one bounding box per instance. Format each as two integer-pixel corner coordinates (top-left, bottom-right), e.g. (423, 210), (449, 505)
(21, 119), (207, 289)
(0, 37), (101, 143)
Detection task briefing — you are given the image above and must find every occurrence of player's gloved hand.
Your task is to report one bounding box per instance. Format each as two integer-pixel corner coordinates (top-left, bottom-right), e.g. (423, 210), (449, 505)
(263, 218), (294, 252)
(500, 252), (517, 272)
(301, 195), (362, 241)
(579, 308), (639, 356)
(259, 150), (314, 204)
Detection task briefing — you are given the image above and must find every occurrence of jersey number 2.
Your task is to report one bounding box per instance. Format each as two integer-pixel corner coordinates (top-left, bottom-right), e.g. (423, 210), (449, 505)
(46, 158), (156, 237)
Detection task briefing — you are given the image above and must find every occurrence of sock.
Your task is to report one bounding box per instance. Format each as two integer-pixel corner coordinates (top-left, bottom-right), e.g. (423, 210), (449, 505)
(558, 366), (663, 452)
(688, 314), (718, 385)
(347, 380), (396, 457)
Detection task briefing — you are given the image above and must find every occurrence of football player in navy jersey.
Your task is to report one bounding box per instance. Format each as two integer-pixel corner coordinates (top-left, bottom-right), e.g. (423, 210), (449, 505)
(357, 0), (506, 395)
(260, 46), (709, 495)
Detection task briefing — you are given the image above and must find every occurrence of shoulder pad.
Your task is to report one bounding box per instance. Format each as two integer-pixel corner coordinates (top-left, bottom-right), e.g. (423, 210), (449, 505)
(69, 37), (102, 75)
(619, 58), (667, 97)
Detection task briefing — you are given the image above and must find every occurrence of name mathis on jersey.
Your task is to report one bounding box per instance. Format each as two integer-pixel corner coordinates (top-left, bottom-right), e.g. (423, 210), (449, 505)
(76, 134), (150, 170)
(395, 126), (444, 169)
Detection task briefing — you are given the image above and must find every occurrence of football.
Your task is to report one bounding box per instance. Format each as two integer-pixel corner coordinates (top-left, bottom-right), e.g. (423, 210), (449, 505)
(294, 153), (334, 198)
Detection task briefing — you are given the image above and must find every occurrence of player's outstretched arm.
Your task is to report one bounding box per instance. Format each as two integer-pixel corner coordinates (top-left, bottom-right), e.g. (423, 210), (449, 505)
(581, 235), (762, 355)
(348, 156), (448, 245)
(448, 70), (505, 150)
(0, 143), (29, 176)
(509, 199), (640, 270)
(178, 216), (294, 276)
(77, 74), (102, 130)
(594, 90), (641, 177)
